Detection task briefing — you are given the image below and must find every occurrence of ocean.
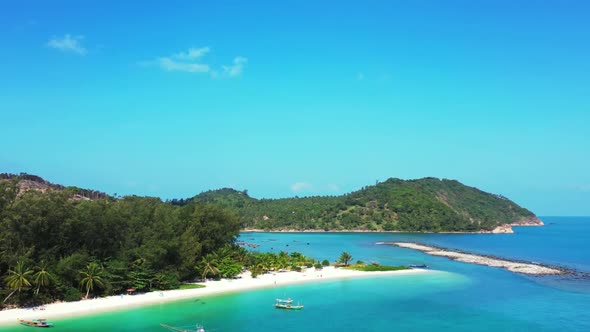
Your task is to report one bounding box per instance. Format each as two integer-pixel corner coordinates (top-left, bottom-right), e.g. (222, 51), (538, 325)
(2, 216), (589, 331)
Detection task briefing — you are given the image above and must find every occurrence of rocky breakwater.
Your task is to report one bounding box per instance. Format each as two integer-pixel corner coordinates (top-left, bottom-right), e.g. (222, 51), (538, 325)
(378, 242), (566, 275)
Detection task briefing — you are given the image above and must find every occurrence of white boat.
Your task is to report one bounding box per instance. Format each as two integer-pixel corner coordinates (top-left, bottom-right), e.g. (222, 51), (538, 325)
(275, 298), (303, 310)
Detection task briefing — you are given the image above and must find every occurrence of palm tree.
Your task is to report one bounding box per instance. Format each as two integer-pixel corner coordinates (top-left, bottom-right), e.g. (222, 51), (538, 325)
(338, 251), (353, 266)
(79, 262), (106, 299)
(250, 262), (265, 278)
(33, 261), (53, 295)
(3, 261), (33, 304)
(199, 254), (219, 281)
(232, 246), (249, 264)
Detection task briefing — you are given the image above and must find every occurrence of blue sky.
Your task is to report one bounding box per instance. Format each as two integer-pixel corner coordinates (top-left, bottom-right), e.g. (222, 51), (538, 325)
(1, 1), (589, 215)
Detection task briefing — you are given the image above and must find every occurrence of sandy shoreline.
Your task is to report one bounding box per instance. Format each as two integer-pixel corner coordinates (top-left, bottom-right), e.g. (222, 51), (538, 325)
(0, 266), (431, 327)
(381, 242), (565, 275)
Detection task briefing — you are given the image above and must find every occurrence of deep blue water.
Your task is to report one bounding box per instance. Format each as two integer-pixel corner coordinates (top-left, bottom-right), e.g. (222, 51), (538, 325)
(2, 216), (589, 331)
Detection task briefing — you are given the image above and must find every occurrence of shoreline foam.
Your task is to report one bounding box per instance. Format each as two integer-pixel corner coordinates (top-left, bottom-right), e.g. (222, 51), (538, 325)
(0, 266), (431, 326)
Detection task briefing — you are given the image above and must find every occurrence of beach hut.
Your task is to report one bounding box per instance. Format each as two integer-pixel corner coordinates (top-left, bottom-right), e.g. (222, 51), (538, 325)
(126, 288), (136, 295)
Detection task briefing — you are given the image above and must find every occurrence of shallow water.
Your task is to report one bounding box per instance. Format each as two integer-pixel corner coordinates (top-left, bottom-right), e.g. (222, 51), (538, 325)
(2, 216), (589, 331)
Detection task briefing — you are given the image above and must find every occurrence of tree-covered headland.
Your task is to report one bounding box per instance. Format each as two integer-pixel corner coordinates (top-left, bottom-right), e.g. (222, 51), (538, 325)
(189, 177), (540, 232)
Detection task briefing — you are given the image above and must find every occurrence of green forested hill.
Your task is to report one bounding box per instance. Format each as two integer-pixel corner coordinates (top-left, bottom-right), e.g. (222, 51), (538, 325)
(0, 175), (240, 307)
(190, 177), (540, 232)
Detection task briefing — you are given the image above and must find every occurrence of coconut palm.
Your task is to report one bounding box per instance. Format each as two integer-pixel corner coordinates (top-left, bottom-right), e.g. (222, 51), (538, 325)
(199, 254), (219, 281)
(338, 251), (353, 266)
(79, 262), (106, 299)
(250, 262), (265, 278)
(33, 261), (54, 295)
(3, 261), (33, 304)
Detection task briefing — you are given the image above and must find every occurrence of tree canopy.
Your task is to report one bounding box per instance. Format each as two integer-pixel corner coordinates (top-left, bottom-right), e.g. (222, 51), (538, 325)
(189, 177), (538, 232)
(0, 178), (240, 307)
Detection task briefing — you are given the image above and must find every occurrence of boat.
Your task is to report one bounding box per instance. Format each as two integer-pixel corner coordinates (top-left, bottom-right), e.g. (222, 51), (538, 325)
(275, 298), (303, 310)
(409, 264), (428, 268)
(18, 319), (54, 328)
(161, 323), (206, 332)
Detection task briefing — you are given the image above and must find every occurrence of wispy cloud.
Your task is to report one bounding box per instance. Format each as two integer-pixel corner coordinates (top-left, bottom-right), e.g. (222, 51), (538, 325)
(291, 182), (313, 193)
(47, 34), (86, 55)
(222, 56), (248, 77)
(174, 47), (210, 60)
(145, 47), (246, 78)
(158, 57), (210, 73)
(154, 46), (210, 73)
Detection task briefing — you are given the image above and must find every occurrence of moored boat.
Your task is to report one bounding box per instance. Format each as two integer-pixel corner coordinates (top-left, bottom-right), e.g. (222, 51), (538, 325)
(18, 318), (54, 328)
(275, 298), (303, 310)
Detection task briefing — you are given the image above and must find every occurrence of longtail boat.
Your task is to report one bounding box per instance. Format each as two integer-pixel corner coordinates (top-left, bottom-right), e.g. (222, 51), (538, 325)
(18, 318), (54, 328)
(275, 298), (303, 310)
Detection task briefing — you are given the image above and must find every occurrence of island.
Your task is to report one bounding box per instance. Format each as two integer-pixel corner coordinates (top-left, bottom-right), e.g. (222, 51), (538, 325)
(189, 177), (542, 233)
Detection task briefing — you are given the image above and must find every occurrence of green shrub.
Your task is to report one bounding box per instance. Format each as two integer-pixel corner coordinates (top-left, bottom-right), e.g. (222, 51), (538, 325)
(348, 265), (409, 272)
(63, 288), (82, 302)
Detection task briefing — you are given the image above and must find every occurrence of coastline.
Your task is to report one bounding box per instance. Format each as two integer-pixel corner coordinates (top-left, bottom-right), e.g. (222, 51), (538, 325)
(380, 242), (566, 275)
(0, 266), (432, 327)
(241, 226), (535, 234)
(242, 216), (543, 234)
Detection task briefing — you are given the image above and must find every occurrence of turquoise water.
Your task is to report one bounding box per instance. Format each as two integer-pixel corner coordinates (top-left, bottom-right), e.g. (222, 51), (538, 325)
(2, 216), (589, 331)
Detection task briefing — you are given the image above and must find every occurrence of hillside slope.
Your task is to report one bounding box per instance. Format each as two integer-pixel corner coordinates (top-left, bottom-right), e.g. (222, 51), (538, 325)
(1, 173), (542, 232)
(190, 178), (542, 232)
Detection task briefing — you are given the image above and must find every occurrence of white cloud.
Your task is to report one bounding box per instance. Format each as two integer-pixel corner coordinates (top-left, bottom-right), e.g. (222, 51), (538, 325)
(174, 47), (210, 60)
(291, 182), (313, 193)
(146, 47), (246, 77)
(222, 56), (248, 77)
(47, 34), (86, 55)
(158, 57), (210, 73)
(154, 47), (211, 74)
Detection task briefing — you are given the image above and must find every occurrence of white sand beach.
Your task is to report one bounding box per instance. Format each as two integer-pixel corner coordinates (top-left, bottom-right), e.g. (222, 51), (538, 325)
(0, 266), (431, 326)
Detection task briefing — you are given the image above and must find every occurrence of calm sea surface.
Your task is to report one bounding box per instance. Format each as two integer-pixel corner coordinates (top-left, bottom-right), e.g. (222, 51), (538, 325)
(2, 216), (589, 331)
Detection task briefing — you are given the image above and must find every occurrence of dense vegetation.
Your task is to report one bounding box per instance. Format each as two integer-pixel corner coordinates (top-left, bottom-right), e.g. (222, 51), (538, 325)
(0, 173), (538, 308)
(0, 177), (240, 308)
(189, 177), (537, 232)
(347, 265), (410, 272)
(0, 174), (342, 309)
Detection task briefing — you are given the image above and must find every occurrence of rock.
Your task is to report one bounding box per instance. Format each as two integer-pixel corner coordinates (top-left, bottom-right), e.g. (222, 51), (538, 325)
(491, 224), (514, 234)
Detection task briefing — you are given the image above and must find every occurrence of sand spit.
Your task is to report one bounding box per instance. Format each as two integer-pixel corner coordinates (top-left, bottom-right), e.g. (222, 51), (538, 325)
(378, 242), (566, 275)
(0, 266), (431, 327)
